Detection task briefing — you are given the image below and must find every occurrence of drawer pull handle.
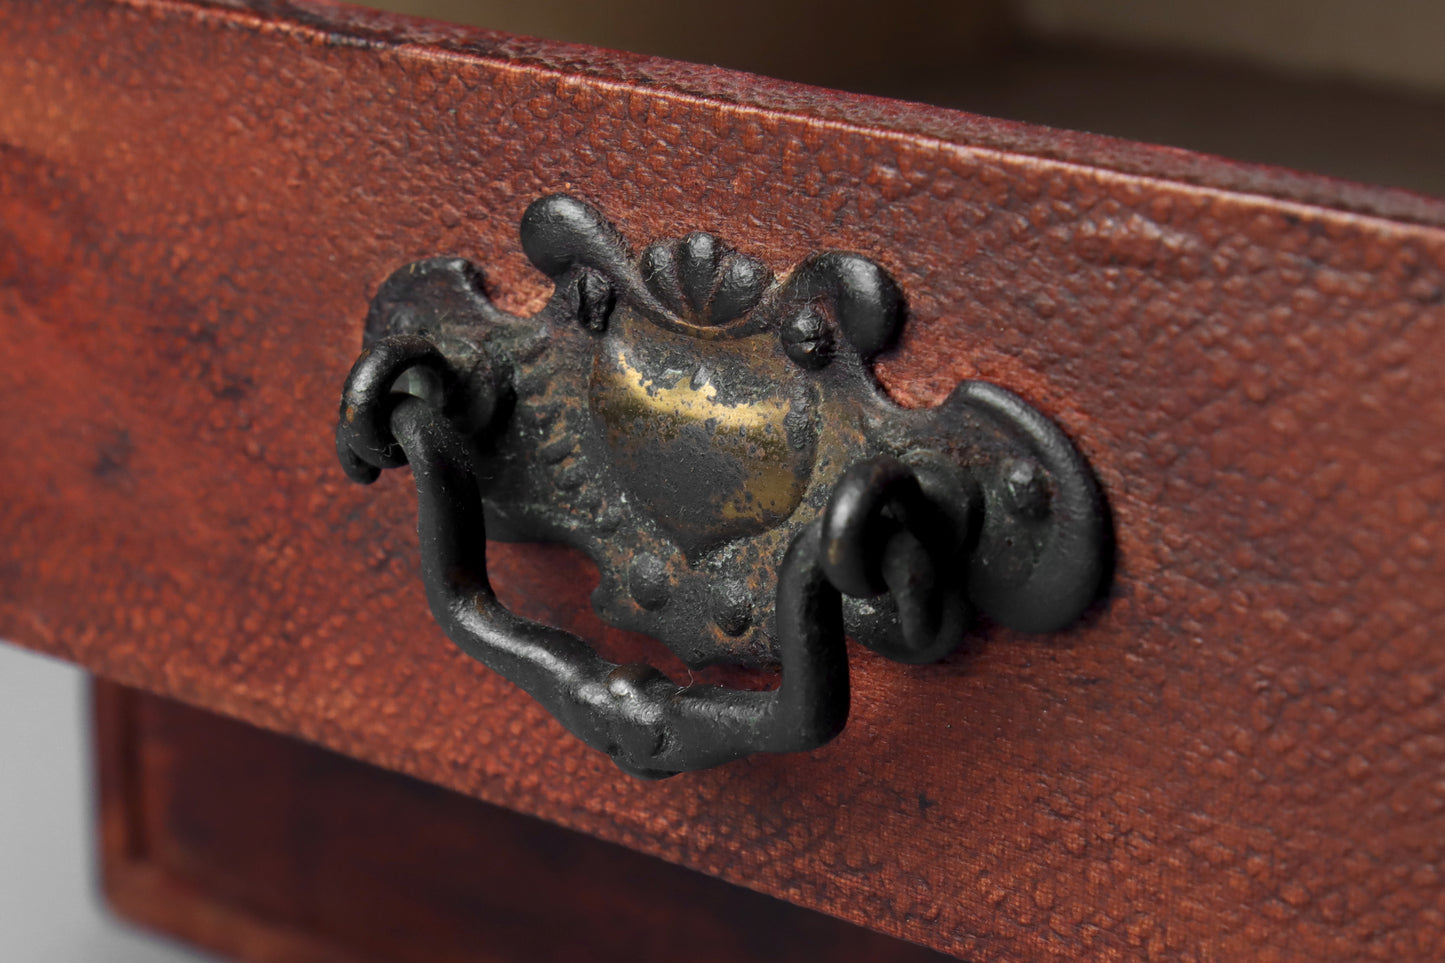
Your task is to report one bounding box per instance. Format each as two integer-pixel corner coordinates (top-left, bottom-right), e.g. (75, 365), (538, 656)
(336, 194), (1109, 776)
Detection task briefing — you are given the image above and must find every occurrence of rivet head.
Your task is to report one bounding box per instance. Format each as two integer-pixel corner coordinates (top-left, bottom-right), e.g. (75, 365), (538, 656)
(782, 304), (833, 370)
(628, 554), (671, 611)
(1001, 458), (1051, 519)
(709, 579), (754, 636)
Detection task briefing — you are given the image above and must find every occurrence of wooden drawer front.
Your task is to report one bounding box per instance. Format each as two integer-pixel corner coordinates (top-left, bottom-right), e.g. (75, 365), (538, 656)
(3, 2), (1444, 960)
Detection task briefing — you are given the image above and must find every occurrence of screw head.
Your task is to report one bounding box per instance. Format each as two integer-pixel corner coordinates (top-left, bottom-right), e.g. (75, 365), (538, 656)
(628, 554), (671, 611)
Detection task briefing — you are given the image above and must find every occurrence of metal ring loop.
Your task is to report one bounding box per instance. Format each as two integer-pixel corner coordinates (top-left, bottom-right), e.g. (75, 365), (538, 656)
(874, 526), (971, 664)
(819, 455), (933, 598)
(820, 455), (971, 662)
(335, 333), (452, 482)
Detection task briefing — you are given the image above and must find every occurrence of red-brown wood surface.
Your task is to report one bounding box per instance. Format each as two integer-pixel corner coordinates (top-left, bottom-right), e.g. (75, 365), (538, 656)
(4, 1), (1445, 960)
(97, 681), (950, 963)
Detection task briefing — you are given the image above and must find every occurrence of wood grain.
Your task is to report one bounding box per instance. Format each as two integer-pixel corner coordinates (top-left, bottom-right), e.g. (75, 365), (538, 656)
(98, 681), (949, 963)
(3, 1), (1444, 959)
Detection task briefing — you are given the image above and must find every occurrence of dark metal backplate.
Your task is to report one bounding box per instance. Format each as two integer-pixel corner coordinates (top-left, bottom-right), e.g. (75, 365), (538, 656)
(362, 195), (1106, 668)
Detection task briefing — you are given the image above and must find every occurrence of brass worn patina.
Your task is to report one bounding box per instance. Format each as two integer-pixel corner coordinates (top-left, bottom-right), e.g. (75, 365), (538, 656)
(590, 311), (817, 558)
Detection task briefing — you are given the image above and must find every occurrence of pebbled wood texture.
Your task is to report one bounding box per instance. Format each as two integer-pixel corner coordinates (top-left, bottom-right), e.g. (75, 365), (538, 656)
(3, 1), (1445, 960)
(97, 681), (950, 963)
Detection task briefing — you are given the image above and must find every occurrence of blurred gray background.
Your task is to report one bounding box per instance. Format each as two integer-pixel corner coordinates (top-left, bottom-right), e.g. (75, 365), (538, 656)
(0, 646), (214, 961)
(370, 0), (1445, 195)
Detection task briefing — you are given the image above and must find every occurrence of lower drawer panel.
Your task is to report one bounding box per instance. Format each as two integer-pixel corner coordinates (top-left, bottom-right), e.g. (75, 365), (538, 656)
(97, 682), (947, 963)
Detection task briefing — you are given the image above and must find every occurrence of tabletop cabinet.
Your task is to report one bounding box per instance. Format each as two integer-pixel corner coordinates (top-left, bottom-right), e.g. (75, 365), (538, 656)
(3, 2), (1444, 960)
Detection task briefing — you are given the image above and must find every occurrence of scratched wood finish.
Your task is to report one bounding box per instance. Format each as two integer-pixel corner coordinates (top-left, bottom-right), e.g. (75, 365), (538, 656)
(3, 2), (1445, 960)
(97, 682), (949, 963)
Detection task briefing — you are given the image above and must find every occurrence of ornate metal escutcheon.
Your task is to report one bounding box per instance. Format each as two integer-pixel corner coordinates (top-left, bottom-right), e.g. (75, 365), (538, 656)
(336, 195), (1109, 778)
